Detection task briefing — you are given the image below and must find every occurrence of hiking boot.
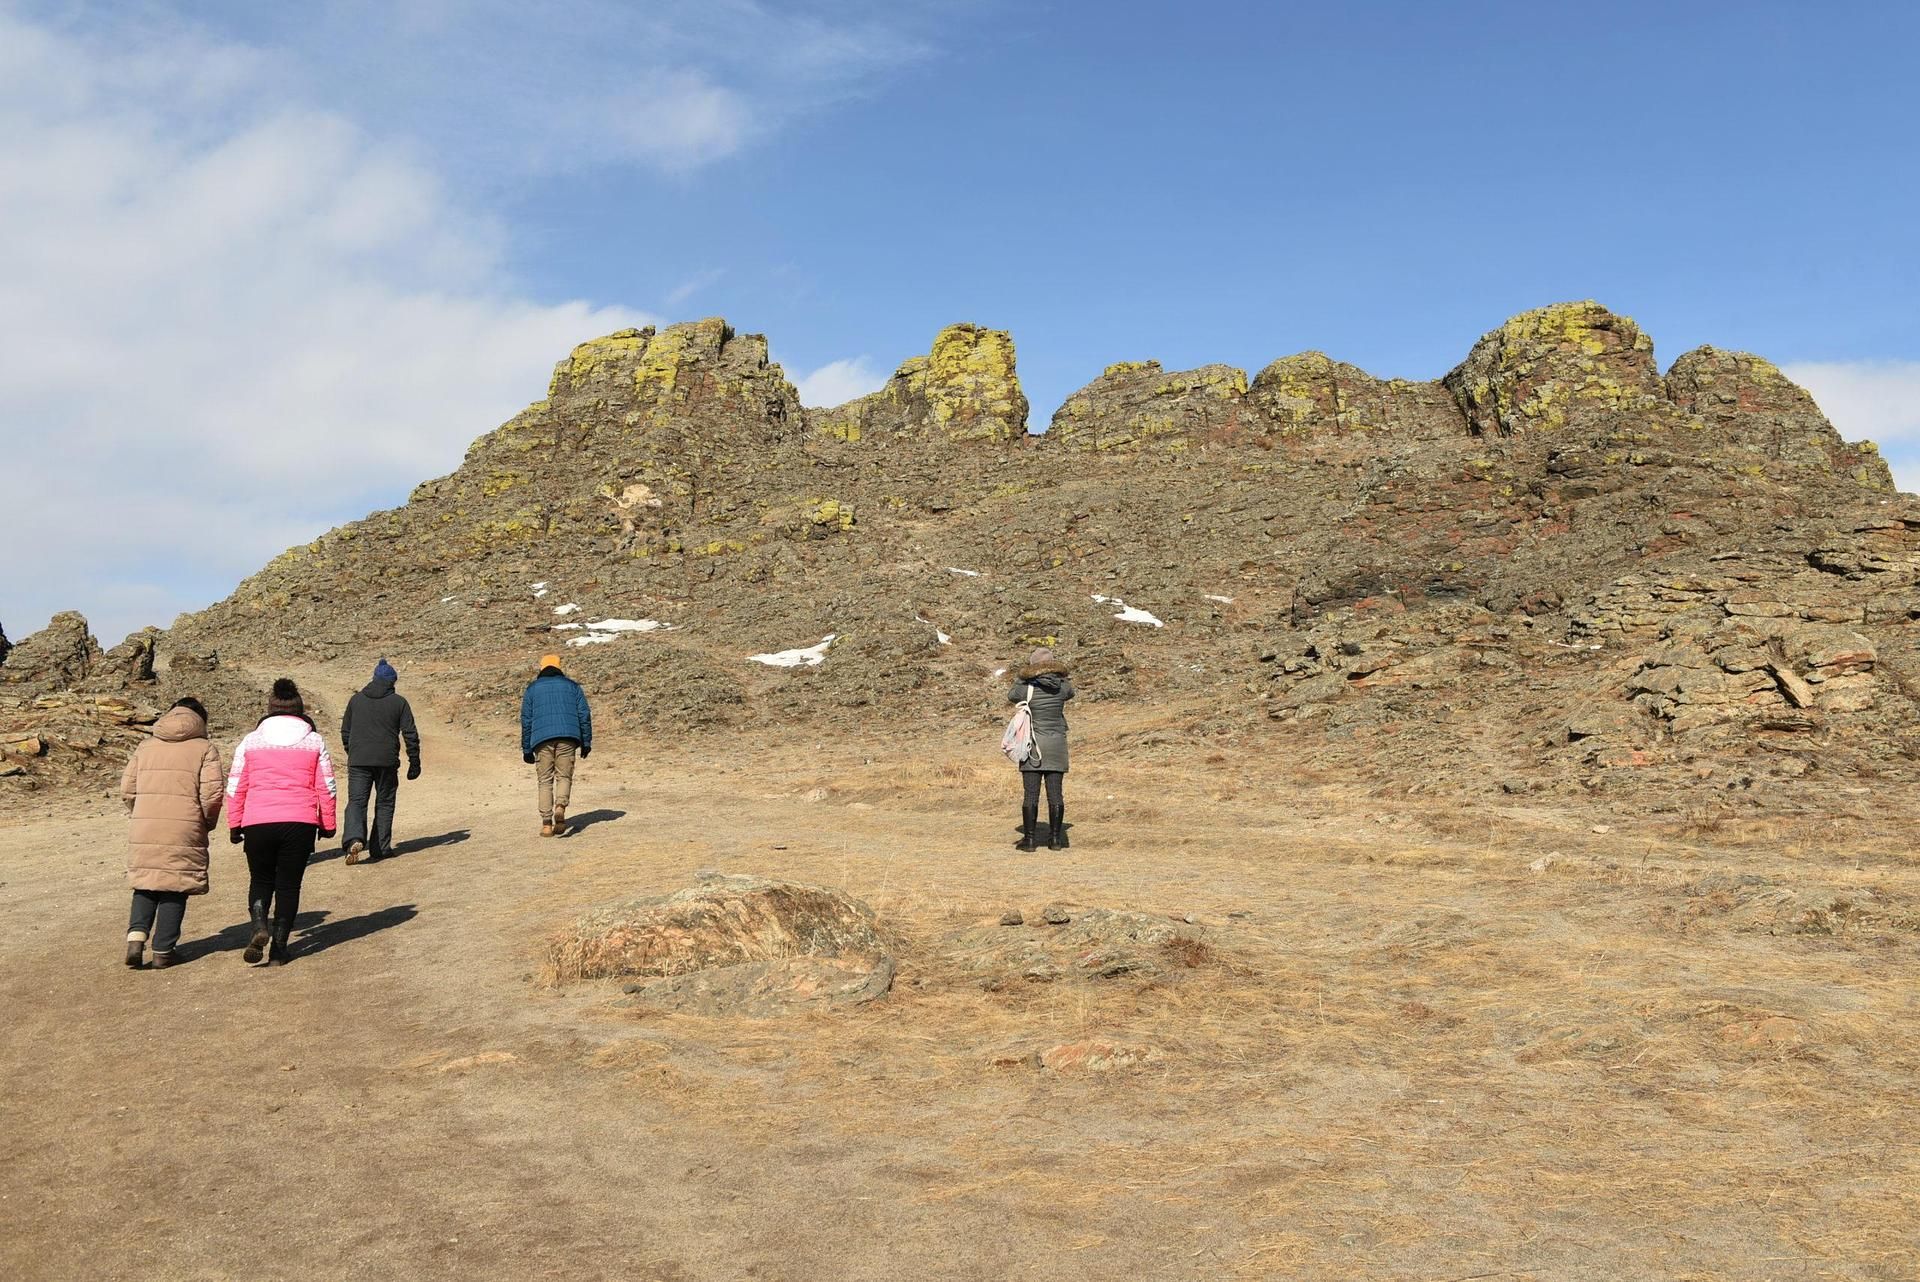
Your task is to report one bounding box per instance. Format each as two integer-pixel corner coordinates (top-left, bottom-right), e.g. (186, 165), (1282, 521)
(1015, 805), (1038, 853)
(1048, 805), (1068, 851)
(125, 933), (146, 968)
(149, 951), (177, 970)
(540, 820), (554, 838)
(551, 804), (568, 838)
(243, 900), (271, 967)
(344, 840), (367, 865)
(268, 924), (293, 966)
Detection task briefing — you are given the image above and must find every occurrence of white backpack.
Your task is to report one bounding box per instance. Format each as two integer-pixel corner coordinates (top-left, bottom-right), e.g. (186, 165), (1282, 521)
(1000, 681), (1039, 766)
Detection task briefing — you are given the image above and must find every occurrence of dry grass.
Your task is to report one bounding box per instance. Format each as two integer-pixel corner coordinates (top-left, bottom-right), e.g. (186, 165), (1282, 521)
(519, 727), (1920, 1278)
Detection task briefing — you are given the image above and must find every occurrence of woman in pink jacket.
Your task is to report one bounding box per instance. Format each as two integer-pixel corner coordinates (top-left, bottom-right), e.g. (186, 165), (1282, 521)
(226, 679), (337, 966)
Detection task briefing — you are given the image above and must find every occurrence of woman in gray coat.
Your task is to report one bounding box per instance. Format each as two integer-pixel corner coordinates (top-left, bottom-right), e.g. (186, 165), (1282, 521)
(1007, 647), (1075, 851)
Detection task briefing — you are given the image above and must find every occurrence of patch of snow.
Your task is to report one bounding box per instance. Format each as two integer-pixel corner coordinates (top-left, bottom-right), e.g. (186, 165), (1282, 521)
(553, 603), (580, 616)
(990, 667), (1007, 678)
(565, 633), (617, 646)
(553, 623), (582, 631)
(916, 614), (954, 646)
(1091, 593), (1164, 627)
(1204, 594), (1235, 604)
(749, 634), (837, 668)
(439, 595), (457, 604)
(946, 567), (981, 577)
(586, 618), (671, 634)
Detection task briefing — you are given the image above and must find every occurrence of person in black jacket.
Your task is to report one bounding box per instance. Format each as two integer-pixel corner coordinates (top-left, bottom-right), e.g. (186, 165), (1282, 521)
(338, 658), (421, 864)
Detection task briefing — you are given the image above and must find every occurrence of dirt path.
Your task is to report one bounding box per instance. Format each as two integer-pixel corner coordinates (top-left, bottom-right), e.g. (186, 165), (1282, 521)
(3, 682), (1918, 1280)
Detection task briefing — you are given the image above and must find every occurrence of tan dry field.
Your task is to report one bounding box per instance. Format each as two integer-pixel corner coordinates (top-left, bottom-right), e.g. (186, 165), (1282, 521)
(3, 662), (1918, 1281)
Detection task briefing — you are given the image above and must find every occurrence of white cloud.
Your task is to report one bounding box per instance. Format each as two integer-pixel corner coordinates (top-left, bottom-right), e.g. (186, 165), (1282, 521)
(794, 356), (887, 407)
(0, 11), (654, 645)
(1782, 360), (1920, 494)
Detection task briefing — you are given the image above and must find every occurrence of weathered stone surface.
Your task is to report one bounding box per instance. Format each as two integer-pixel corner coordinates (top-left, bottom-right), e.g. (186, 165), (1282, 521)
(809, 323), (1027, 444)
(1047, 360), (1252, 451)
(98, 628), (159, 683)
(0, 612), (101, 689)
(1666, 346), (1893, 486)
(543, 873), (894, 1017)
(1443, 301), (1666, 437)
(1249, 352), (1464, 440)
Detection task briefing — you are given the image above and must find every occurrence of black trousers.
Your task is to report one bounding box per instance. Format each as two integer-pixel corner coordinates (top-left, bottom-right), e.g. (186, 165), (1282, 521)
(1021, 770), (1065, 812)
(244, 823), (315, 929)
(343, 765), (398, 855)
(129, 889), (188, 954)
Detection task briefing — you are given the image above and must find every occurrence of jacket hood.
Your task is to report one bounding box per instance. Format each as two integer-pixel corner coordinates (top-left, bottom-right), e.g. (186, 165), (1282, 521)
(1016, 662), (1070, 682)
(255, 711), (318, 735)
(151, 705), (208, 743)
(360, 678), (395, 698)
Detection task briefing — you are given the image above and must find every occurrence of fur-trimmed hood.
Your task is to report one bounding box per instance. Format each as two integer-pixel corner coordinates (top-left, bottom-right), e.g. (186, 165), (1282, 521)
(1016, 662), (1070, 682)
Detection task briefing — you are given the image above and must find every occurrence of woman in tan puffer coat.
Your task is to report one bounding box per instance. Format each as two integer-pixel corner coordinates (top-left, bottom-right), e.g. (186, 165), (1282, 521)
(120, 697), (224, 969)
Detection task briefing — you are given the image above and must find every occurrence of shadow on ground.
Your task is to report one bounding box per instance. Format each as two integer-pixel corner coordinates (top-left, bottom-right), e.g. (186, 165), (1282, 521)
(312, 829), (470, 865)
(295, 904), (418, 958)
(559, 809), (625, 836)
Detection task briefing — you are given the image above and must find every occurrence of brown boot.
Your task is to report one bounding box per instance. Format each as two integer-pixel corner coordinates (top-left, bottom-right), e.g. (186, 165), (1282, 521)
(149, 951), (178, 969)
(551, 804), (568, 838)
(125, 933), (146, 968)
(540, 819), (554, 837)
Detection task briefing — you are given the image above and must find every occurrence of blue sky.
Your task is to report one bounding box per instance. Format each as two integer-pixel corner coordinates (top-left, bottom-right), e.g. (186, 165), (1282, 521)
(3, 0), (1917, 642)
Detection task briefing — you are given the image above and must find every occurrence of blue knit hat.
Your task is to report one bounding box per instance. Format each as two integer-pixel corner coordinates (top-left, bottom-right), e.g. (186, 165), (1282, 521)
(374, 658), (398, 682)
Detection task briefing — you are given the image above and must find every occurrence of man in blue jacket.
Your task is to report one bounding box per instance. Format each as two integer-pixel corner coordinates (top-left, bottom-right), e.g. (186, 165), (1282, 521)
(520, 653), (592, 837)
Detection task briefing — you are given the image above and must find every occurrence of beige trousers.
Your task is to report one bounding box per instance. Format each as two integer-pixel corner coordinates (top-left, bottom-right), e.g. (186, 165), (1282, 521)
(534, 740), (577, 820)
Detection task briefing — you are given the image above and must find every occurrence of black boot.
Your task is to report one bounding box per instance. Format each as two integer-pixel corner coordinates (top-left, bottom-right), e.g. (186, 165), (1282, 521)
(1016, 804), (1038, 853)
(268, 923), (293, 966)
(243, 899), (271, 967)
(1048, 804), (1068, 850)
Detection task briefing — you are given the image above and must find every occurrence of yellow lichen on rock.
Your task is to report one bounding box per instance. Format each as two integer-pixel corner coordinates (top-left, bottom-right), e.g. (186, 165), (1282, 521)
(551, 329), (653, 395)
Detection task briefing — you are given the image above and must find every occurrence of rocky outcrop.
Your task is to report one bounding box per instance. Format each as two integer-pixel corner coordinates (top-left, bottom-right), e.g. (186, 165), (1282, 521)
(1249, 352), (1465, 440)
(543, 873), (895, 1016)
(0, 622), (11, 668)
(1046, 360), (1252, 451)
(1443, 301), (1670, 437)
(810, 323), (1028, 444)
(1665, 346), (1893, 486)
(0, 612), (102, 690)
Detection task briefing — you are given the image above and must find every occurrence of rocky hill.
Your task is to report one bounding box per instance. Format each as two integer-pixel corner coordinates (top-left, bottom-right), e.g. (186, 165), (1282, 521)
(6, 301), (1917, 811)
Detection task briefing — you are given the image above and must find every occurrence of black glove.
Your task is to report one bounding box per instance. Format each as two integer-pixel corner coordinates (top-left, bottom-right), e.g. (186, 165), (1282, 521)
(407, 759), (421, 781)
(319, 829), (336, 840)
(580, 746), (590, 760)
(229, 828), (245, 845)
(523, 752), (535, 764)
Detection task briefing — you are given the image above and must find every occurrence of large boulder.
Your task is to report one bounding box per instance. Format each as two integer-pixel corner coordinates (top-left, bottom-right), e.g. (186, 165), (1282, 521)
(543, 873), (895, 1017)
(1443, 301), (1667, 437)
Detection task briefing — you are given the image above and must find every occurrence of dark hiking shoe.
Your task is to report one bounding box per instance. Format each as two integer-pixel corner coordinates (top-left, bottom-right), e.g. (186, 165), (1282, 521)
(149, 951), (177, 970)
(244, 899), (271, 966)
(344, 840), (367, 865)
(1049, 808), (1069, 850)
(268, 925), (293, 966)
(125, 936), (146, 968)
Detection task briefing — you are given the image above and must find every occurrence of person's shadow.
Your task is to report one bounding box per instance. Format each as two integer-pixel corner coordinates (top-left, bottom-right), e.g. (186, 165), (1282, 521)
(177, 909), (332, 962)
(558, 809), (625, 836)
(311, 829), (469, 864)
(295, 904), (418, 957)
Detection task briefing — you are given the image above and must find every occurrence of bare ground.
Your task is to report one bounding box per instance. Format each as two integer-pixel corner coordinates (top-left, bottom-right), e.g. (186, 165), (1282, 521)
(3, 673), (1918, 1281)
